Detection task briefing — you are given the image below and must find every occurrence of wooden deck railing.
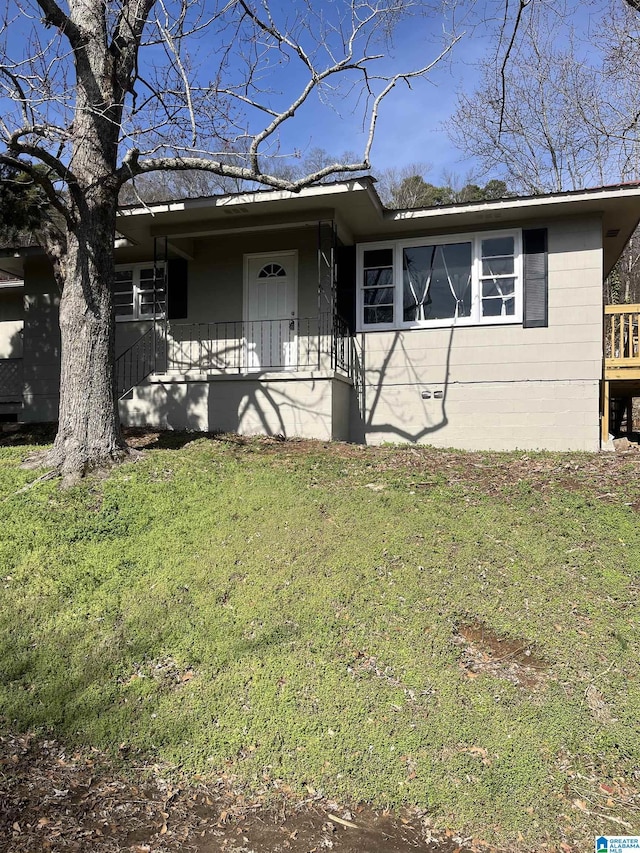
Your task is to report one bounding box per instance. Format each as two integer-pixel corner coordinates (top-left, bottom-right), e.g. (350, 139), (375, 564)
(604, 304), (640, 377)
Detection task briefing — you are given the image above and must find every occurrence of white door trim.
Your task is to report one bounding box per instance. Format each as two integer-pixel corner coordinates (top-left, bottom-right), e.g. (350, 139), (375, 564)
(243, 250), (299, 371)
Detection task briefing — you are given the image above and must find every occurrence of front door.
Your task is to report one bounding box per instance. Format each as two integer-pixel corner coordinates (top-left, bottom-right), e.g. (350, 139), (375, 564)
(245, 251), (298, 370)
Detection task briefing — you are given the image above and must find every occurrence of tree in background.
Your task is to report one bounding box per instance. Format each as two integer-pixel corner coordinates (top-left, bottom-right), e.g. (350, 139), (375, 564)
(0, 0), (460, 480)
(447, 13), (625, 194)
(376, 163), (509, 208)
(0, 166), (57, 245)
(447, 3), (640, 303)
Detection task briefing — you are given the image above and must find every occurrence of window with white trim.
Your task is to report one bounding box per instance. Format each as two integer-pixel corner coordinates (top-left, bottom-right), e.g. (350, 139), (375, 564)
(362, 248), (394, 325)
(357, 230), (522, 331)
(114, 263), (165, 320)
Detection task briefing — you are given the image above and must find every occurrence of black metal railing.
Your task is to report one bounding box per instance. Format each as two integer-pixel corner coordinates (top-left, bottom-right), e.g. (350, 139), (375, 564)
(0, 358), (23, 400)
(350, 333), (366, 419)
(332, 314), (351, 374)
(114, 313), (355, 396)
(167, 312), (353, 376)
(115, 327), (155, 398)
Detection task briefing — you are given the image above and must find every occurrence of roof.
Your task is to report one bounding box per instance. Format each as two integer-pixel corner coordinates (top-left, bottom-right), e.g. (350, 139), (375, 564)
(3, 178), (640, 279)
(115, 178), (640, 278)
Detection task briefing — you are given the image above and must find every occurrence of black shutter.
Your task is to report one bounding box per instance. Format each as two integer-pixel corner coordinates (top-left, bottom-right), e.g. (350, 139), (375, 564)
(336, 245), (356, 333)
(167, 258), (188, 320)
(523, 228), (548, 328)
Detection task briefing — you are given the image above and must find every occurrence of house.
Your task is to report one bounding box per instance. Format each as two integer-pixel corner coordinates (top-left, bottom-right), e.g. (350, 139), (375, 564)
(0, 273), (25, 417)
(1, 176), (639, 451)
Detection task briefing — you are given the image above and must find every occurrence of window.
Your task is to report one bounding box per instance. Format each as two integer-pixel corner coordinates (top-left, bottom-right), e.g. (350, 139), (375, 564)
(403, 242), (472, 322)
(363, 248), (394, 325)
(115, 264), (165, 320)
(480, 236), (516, 318)
(357, 230), (522, 331)
(258, 263), (287, 278)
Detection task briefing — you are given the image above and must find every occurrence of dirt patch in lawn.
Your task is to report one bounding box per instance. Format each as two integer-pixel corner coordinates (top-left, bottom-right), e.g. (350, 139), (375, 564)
(453, 620), (548, 689)
(0, 731), (484, 853)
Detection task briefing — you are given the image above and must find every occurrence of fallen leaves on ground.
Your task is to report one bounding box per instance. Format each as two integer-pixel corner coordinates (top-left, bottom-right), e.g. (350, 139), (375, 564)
(0, 730), (485, 853)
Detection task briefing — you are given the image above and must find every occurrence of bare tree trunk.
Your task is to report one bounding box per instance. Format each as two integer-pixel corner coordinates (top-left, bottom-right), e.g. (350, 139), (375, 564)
(35, 0), (131, 481)
(43, 196), (128, 480)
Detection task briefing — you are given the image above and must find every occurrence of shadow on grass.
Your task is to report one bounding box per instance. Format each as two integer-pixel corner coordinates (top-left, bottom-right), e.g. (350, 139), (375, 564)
(0, 422), (57, 447)
(0, 595), (305, 749)
(0, 422), (229, 452)
(123, 426), (287, 452)
(0, 421), (291, 461)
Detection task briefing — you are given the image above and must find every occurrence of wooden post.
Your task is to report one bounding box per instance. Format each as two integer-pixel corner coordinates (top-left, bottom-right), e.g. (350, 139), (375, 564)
(602, 380), (610, 443)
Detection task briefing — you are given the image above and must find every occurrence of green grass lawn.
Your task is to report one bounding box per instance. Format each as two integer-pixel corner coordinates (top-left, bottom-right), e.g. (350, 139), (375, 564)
(1, 433), (639, 848)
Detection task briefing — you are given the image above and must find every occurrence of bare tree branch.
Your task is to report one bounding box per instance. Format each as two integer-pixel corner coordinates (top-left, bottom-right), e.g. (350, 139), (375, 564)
(447, 8), (635, 194)
(34, 0), (83, 46)
(5, 126), (75, 182)
(110, 0), (157, 91)
(498, 0), (531, 134)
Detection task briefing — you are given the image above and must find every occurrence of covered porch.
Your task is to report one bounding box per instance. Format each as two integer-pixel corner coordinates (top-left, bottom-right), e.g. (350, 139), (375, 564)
(114, 220), (360, 440)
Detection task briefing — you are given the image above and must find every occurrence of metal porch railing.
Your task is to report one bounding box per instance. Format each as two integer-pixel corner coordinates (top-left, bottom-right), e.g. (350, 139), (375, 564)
(114, 313), (355, 398)
(115, 328), (155, 399)
(167, 312), (353, 376)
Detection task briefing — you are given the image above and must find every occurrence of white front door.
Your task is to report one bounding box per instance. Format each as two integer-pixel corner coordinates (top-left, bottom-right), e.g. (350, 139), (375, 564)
(245, 251), (298, 370)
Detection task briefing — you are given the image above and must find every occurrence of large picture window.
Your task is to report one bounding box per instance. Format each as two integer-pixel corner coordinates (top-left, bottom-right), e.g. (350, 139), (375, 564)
(115, 263), (165, 321)
(403, 242), (472, 322)
(357, 230), (522, 331)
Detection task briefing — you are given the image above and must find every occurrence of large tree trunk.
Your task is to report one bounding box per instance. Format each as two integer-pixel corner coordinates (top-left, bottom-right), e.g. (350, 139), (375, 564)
(44, 196), (128, 480)
(37, 0), (133, 481)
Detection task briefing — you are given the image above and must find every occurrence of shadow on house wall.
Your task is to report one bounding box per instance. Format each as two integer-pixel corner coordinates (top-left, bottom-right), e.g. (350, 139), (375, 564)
(350, 324), (455, 444)
(18, 260), (62, 423)
(124, 371), (340, 442)
(10, 252), (457, 445)
(120, 319), (457, 445)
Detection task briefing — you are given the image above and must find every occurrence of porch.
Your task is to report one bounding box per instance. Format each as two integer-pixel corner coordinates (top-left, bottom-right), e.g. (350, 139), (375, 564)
(116, 312), (354, 394)
(167, 312), (352, 376)
(602, 303), (640, 440)
(115, 311), (358, 440)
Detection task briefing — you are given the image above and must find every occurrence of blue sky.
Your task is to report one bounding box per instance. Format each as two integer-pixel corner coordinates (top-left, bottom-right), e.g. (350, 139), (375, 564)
(308, 30), (490, 180)
(246, 7), (496, 182)
(262, 0), (614, 184)
(132, 0), (509, 182)
(0, 1), (525, 184)
(1, 0), (612, 187)
(2, 0), (491, 182)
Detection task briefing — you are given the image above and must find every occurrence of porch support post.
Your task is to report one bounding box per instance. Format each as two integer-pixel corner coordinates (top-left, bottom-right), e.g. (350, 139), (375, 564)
(153, 235), (169, 373)
(317, 220), (337, 371)
(601, 379), (610, 443)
